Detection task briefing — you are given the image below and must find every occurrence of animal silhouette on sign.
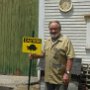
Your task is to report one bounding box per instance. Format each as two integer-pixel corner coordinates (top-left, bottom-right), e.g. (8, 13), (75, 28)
(27, 44), (37, 51)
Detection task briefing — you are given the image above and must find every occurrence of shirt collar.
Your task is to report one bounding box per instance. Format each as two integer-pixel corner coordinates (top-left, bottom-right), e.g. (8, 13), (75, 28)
(58, 34), (63, 42)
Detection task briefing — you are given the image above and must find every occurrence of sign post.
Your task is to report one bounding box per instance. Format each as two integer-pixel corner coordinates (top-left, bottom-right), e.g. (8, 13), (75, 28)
(28, 31), (34, 90)
(22, 31), (42, 90)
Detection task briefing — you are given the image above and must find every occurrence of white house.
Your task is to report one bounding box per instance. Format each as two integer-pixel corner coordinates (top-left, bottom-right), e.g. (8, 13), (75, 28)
(39, 0), (90, 64)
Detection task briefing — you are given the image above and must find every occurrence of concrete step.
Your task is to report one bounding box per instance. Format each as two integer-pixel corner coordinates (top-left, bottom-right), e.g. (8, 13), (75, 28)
(15, 84), (40, 90)
(40, 82), (45, 90)
(0, 86), (13, 90)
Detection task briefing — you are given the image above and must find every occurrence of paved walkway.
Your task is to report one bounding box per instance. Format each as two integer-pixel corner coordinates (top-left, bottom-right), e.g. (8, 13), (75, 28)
(0, 75), (81, 90)
(0, 75), (39, 90)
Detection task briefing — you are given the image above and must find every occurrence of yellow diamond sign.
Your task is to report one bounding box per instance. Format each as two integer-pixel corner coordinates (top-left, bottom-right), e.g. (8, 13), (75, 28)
(22, 37), (42, 55)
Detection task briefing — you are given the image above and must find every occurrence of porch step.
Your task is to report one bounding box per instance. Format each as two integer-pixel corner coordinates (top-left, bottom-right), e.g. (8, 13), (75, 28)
(0, 86), (13, 90)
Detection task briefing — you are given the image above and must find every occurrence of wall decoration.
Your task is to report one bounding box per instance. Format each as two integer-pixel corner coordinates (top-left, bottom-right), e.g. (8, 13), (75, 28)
(59, 0), (73, 12)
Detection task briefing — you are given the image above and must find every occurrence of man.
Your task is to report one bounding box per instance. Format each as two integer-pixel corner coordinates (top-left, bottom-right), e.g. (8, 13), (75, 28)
(29, 20), (75, 90)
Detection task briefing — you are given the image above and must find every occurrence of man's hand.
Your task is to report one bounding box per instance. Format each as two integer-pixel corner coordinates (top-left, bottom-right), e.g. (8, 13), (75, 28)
(63, 73), (69, 85)
(29, 54), (38, 59)
(29, 52), (45, 59)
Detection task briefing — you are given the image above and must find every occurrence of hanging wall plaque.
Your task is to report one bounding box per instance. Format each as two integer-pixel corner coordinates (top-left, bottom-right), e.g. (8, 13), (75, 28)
(59, 0), (73, 12)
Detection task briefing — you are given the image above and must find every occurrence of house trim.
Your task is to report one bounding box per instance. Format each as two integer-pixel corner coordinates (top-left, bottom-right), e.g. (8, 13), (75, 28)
(38, 0), (45, 80)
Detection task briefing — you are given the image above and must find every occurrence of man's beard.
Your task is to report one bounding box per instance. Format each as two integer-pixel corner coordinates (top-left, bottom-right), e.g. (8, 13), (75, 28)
(50, 33), (60, 41)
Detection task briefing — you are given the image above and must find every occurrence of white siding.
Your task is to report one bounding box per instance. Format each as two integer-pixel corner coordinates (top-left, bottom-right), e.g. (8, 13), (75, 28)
(38, 0), (45, 80)
(43, 0), (90, 63)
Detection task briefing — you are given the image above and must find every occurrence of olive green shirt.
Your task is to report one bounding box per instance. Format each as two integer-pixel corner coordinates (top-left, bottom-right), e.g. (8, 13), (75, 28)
(44, 34), (75, 84)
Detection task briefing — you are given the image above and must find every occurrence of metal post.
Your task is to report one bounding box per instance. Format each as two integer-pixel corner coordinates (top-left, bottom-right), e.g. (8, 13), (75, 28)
(28, 59), (32, 90)
(28, 30), (35, 90)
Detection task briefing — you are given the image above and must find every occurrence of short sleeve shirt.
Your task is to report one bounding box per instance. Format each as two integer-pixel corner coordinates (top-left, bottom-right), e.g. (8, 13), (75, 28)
(44, 34), (75, 84)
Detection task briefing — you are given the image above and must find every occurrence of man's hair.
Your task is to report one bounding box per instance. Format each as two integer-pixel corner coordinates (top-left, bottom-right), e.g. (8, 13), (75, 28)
(48, 20), (61, 30)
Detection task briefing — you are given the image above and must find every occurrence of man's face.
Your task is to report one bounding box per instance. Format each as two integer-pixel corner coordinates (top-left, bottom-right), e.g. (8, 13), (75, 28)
(49, 22), (61, 40)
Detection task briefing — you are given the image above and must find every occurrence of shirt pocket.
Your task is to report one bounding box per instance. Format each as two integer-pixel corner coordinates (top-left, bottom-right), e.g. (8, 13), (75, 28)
(53, 48), (66, 59)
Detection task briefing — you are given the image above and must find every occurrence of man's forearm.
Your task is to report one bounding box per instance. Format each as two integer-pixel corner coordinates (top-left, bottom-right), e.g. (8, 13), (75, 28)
(36, 53), (45, 58)
(65, 58), (73, 72)
(29, 51), (45, 59)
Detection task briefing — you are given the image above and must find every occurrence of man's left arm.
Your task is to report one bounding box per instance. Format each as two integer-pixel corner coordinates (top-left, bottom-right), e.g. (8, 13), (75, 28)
(63, 38), (75, 85)
(65, 38), (75, 73)
(63, 58), (73, 85)
(66, 58), (73, 73)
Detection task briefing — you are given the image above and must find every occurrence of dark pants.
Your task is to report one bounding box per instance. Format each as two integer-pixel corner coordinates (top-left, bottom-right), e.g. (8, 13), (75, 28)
(45, 82), (68, 90)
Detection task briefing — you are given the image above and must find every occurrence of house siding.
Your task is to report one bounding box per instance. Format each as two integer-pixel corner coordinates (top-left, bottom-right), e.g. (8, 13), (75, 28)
(42, 0), (90, 63)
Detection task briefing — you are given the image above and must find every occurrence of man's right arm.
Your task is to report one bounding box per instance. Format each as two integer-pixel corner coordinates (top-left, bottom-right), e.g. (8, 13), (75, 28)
(29, 52), (45, 59)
